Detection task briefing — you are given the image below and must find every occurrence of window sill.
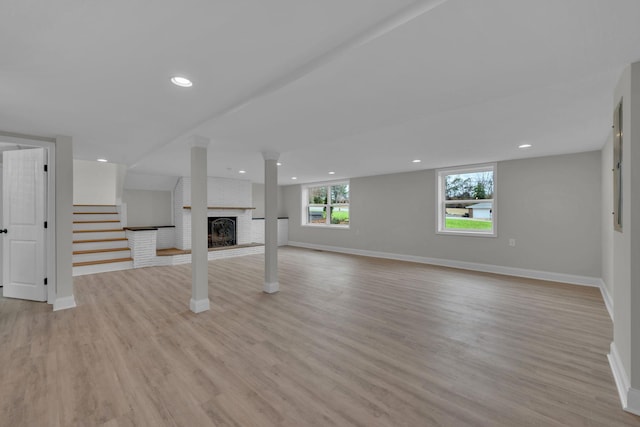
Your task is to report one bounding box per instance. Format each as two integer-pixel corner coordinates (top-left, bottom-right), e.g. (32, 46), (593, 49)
(302, 224), (350, 230)
(436, 230), (496, 238)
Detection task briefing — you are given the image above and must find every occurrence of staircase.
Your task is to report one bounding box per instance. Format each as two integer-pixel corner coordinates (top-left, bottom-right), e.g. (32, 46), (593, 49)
(72, 205), (133, 276)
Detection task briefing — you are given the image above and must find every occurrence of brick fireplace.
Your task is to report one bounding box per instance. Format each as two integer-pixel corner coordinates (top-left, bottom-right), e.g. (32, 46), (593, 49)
(124, 175), (288, 269)
(173, 177), (253, 251)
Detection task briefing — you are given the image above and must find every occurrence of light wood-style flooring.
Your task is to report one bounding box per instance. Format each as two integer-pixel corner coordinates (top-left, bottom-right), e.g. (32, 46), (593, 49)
(1, 247), (638, 426)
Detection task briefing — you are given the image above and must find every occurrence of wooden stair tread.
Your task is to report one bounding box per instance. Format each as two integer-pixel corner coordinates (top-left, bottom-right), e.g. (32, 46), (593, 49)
(73, 238), (128, 243)
(73, 257), (133, 267)
(73, 248), (130, 255)
(73, 229), (124, 233)
(73, 220), (120, 224)
(74, 212), (118, 215)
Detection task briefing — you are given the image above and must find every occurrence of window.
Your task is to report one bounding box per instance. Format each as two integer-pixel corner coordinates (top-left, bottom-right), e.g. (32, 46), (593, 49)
(436, 163), (496, 236)
(303, 182), (350, 227)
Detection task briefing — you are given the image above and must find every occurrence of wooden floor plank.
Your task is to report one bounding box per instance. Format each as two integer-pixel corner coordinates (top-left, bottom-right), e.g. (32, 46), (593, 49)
(0, 246), (638, 426)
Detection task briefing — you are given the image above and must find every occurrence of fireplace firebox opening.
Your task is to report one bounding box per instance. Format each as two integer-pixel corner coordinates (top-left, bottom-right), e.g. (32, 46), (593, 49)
(208, 217), (237, 248)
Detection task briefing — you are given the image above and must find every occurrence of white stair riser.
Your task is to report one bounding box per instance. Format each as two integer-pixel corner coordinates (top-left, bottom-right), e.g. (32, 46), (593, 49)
(73, 221), (122, 231)
(73, 230), (125, 240)
(73, 240), (129, 251)
(73, 250), (131, 263)
(73, 213), (119, 221)
(73, 205), (117, 213)
(73, 261), (134, 276)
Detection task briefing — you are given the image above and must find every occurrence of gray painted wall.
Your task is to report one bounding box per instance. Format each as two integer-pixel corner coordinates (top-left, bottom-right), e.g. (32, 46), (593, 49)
(252, 183), (287, 218)
(613, 65), (632, 379)
(124, 172), (179, 191)
(123, 189), (173, 227)
(73, 159), (119, 205)
(630, 63), (640, 391)
(283, 151), (602, 278)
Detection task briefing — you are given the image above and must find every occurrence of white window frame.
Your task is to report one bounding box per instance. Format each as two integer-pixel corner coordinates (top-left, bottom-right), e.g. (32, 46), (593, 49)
(436, 163), (497, 237)
(301, 181), (350, 228)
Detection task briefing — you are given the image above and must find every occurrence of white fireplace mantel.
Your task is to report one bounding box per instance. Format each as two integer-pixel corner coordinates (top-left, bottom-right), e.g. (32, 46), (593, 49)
(182, 206), (255, 210)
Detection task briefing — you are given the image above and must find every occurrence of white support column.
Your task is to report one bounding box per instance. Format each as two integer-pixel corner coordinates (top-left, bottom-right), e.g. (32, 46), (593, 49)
(54, 135), (76, 311)
(263, 151), (279, 293)
(189, 136), (210, 313)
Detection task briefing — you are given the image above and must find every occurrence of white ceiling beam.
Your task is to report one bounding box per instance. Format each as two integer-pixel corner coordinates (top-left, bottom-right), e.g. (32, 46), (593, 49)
(211, 0), (450, 119)
(130, 0), (450, 167)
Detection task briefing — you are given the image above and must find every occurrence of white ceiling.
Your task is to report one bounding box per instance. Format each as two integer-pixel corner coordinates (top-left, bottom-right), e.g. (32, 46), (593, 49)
(2, 0), (639, 186)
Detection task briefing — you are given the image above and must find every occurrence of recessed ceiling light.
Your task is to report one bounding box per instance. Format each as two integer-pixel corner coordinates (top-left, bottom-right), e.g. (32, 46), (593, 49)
(171, 76), (193, 87)
(328, 171), (335, 175)
(238, 170), (246, 174)
(518, 144), (532, 149)
(291, 177), (297, 180)
(277, 162), (282, 166)
(97, 158), (108, 162)
(412, 159), (421, 163)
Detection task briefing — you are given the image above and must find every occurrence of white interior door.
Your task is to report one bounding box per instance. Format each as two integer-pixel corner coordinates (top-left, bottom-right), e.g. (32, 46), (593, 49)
(0, 164), (3, 286)
(2, 148), (47, 301)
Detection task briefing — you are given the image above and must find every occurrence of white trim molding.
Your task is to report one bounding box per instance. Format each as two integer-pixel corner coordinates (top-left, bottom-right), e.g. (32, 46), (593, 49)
(189, 298), (210, 313)
(608, 342), (640, 415)
(287, 241), (603, 288)
(53, 296), (77, 311)
(598, 279), (614, 321)
(436, 162), (497, 238)
(264, 281), (279, 294)
(301, 181), (350, 228)
(609, 342), (630, 407)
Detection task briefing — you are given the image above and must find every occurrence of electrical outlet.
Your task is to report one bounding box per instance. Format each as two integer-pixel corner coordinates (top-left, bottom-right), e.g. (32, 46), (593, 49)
(509, 239), (516, 247)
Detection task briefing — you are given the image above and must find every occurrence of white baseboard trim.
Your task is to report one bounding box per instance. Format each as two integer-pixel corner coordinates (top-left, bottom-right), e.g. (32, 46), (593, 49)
(598, 279), (614, 321)
(608, 342), (640, 415)
(609, 342), (630, 408)
(53, 295), (77, 311)
(264, 281), (279, 294)
(288, 241), (602, 288)
(189, 298), (210, 313)
(627, 388), (640, 416)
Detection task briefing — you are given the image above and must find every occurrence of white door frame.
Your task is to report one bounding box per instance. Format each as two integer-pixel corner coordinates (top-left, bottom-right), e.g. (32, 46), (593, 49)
(0, 133), (56, 305)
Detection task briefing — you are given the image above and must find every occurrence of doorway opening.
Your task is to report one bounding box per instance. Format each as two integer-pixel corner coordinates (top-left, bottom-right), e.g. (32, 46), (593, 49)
(0, 134), (56, 304)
